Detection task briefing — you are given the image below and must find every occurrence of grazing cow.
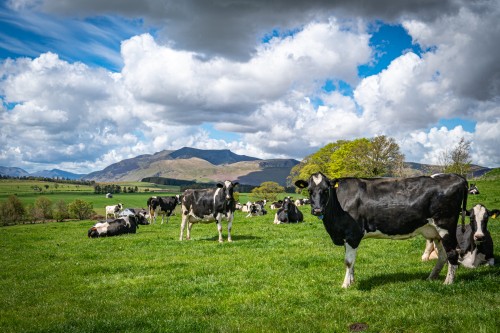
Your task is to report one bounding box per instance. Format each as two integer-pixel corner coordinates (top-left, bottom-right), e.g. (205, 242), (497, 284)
(422, 204), (499, 267)
(119, 208), (150, 225)
(88, 215), (139, 238)
(105, 203), (123, 219)
(147, 195), (181, 224)
(274, 197), (303, 224)
(468, 184), (480, 195)
(180, 181), (238, 242)
(295, 172), (468, 288)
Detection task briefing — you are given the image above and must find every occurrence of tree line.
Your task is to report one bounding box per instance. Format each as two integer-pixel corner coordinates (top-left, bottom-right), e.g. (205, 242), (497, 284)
(0, 195), (94, 226)
(93, 184), (139, 194)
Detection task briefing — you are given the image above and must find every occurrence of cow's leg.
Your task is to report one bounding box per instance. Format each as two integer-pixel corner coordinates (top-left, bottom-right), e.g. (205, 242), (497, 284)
(179, 215), (187, 240)
(342, 243), (357, 288)
(227, 214), (233, 242)
(428, 240), (447, 280)
(216, 216), (224, 243)
(422, 239), (436, 261)
(442, 234), (459, 285)
(187, 222), (194, 240)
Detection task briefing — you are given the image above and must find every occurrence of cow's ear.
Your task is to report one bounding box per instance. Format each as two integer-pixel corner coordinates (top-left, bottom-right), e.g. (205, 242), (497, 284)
(233, 182), (239, 186)
(217, 183), (224, 188)
(489, 209), (500, 219)
(295, 180), (308, 188)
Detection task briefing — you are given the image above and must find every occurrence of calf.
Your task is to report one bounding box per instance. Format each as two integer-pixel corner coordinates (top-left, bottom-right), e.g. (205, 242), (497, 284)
(180, 181), (238, 242)
(88, 215), (139, 238)
(105, 203), (123, 219)
(295, 172), (468, 287)
(422, 204), (499, 267)
(273, 197), (303, 224)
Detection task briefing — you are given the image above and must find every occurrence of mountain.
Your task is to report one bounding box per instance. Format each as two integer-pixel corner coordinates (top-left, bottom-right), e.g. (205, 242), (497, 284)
(30, 169), (86, 180)
(83, 147), (299, 186)
(0, 166), (30, 178)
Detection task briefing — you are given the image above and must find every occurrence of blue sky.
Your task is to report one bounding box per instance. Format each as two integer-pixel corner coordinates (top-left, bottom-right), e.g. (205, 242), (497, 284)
(0, 0), (498, 173)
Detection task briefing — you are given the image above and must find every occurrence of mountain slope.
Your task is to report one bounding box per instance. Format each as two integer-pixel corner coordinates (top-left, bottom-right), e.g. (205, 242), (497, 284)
(0, 166), (30, 178)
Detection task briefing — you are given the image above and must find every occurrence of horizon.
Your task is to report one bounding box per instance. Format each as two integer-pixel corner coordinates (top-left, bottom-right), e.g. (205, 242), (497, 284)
(1, 1), (499, 173)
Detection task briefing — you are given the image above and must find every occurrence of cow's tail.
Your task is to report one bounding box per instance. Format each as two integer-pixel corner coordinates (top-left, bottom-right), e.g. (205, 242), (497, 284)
(461, 180), (468, 233)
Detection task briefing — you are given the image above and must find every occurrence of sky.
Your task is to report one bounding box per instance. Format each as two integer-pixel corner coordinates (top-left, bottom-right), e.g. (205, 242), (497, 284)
(0, 0), (499, 174)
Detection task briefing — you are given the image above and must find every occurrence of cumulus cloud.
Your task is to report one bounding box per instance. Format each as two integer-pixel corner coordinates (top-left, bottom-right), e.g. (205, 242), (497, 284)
(1, 0), (500, 172)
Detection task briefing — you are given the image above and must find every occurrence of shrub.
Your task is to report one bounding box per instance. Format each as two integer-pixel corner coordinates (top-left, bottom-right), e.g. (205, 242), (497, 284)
(68, 199), (94, 220)
(53, 200), (69, 222)
(0, 195), (25, 226)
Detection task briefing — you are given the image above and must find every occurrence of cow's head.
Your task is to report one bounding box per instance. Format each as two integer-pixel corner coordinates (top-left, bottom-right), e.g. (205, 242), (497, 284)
(295, 172), (332, 217)
(467, 204), (499, 242)
(217, 180), (239, 201)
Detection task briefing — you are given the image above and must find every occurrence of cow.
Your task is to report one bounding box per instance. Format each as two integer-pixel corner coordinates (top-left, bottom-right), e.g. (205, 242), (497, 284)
(273, 197), (303, 224)
(295, 172), (468, 288)
(468, 184), (480, 195)
(422, 204), (499, 267)
(105, 203), (123, 219)
(270, 200), (283, 210)
(119, 208), (150, 225)
(88, 215), (139, 238)
(180, 181), (238, 242)
(147, 195), (181, 224)
(246, 202), (267, 217)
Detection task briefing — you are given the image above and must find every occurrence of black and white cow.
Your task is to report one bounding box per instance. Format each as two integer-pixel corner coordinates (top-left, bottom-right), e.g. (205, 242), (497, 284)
(88, 215), (139, 238)
(468, 184), (480, 195)
(105, 203), (123, 219)
(246, 202), (267, 217)
(295, 172), (468, 288)
(422, 204), (499, 267)
(180, 181), (239, 242)
(119, 208), (149, 225)
(273, 197), (303, 224)
(147, 195), (181, 224)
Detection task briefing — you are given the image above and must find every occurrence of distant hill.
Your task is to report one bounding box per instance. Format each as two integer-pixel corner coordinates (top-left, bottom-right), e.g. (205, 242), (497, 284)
(29, 169), (86, 180)
(0, 166), (30, 178)
(83, 147), (299, 186)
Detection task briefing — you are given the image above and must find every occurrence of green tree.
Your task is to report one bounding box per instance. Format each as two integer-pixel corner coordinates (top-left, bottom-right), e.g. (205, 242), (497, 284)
(0, 195), (25, 226)
(444, 137), (472, 177)
(53, 200), (69, 222)
(251, 181), (285, 202)
(68, 199), (94, 220)
(34, 197), (53, 221)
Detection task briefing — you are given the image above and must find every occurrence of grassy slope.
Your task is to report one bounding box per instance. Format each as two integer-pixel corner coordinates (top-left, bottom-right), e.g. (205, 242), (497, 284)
(1, 180), (500, 332)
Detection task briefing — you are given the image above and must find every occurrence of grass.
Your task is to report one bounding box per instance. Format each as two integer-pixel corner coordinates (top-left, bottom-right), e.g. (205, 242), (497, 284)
(1, 177), (500, 332)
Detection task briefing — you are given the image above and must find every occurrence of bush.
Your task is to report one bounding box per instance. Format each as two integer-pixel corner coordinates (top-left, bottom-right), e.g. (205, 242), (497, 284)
(53, 200), (69, 222)
(68, 199), (94, 220)
(0, 195), (25, 226)
(34, 197), (53, 222)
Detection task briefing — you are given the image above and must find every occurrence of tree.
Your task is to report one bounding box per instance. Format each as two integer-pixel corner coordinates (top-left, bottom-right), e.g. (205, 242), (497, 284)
(251, 181), (285, 202)
(53, 200), (69, 222)
(0, 195), (25, 226)
(444, 137), (472, 177)
(68, 199), (94, 220)
(34, 197), (53, 221)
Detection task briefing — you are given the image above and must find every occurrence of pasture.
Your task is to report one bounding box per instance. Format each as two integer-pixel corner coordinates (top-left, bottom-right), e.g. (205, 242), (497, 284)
(1, 178), (500, 332)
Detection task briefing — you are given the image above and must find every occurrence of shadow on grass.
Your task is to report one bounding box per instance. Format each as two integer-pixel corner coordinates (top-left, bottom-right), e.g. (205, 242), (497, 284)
(357, 272), (430, 291)
(198, 234), (262, 242)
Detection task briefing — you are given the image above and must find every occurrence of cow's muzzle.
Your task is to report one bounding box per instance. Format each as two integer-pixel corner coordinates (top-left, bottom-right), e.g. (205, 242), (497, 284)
(474, 233), (485, 242)
(311, 208), (323, 216)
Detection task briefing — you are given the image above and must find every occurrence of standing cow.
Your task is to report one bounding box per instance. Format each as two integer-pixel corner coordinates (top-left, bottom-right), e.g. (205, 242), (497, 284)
(180, 181), (239, 242)
(295, 172), (468, 288)
(147, 195), (181, 224)
(105, 203), (123, 219)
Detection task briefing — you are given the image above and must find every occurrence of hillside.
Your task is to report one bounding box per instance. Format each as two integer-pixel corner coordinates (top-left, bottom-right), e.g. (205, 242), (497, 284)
(82, 148), (299, 186)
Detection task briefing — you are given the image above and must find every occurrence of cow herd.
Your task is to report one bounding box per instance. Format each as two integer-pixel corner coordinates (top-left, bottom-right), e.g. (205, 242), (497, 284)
(88, 176), (498, 287)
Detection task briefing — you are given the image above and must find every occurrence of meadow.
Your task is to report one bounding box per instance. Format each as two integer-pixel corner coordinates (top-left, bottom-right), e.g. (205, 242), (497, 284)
(0, 177), (499, 332)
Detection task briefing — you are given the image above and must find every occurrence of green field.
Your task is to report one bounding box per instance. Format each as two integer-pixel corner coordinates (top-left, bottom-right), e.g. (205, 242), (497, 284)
(1, 177), (499, 332)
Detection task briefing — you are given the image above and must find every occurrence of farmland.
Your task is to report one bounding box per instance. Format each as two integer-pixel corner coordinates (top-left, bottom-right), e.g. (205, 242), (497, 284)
(1, 177), (499, 332)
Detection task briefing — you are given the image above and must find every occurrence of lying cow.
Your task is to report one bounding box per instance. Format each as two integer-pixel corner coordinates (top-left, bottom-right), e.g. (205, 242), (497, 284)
(88, 215), (139, 238)
(105, 203), (123, 219)
(119, 208), (149, 225)
(246, 202), (267, 217)
(468, 184), (480, 195)
(295, 172), (468, 288)
(180, 181), (238, 242)
(274, 197), (303, 224)
(422, 204), (499, 267)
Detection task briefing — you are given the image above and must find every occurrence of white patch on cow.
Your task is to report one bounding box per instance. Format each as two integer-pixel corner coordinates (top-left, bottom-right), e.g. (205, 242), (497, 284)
(312, 174), (323, 185)
(342, 243), (357, 288)
(444, 264), (457, 285)
(94, 222), (109, 235)
(430, 173), (444, 178)
(472, 204), (487, 240)
(224, 180), (232, 188)
(364, 223), (441, 240)
(459, 248), (488, 268)
(214, 188), (222, 206)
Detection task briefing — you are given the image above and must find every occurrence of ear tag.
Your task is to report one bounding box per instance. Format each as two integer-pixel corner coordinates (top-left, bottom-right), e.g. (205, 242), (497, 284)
(334, 183), (339, 188)
(492, 214), (497, 219)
